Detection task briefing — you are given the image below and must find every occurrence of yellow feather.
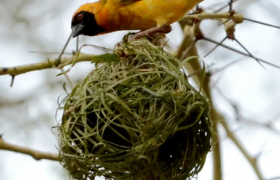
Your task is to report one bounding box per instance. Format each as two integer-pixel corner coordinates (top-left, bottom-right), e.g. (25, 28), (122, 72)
(74, 0), (203, 33)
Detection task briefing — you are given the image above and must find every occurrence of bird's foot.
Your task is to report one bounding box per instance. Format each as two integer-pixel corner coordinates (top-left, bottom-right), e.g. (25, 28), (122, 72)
(130, 24), (172, 40)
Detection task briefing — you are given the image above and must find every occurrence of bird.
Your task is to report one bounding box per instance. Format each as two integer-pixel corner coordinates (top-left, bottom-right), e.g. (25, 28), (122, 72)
(71, 0), (203, 38)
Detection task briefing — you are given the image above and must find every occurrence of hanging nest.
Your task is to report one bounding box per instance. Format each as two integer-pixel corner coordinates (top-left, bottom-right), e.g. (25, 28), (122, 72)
(58, 34), (213, 180)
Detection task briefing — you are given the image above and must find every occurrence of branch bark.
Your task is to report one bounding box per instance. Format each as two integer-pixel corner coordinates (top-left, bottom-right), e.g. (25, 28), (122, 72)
(182, 12), (244, 23)
(0, 137), (59, 161)
(220, 119), (264, 179)
(203, 74), (223, 180)
(0, 53), (96, 76)
(177, 21), (223, 180)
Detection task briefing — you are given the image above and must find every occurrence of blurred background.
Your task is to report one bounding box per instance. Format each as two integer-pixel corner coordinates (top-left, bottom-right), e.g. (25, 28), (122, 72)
(0, 0), (280, 180)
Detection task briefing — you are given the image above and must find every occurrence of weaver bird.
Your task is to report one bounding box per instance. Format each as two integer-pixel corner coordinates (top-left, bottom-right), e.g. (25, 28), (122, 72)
(71, 0), (203, 38)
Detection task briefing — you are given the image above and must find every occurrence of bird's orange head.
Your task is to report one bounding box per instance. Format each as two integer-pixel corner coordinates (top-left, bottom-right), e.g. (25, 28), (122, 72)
(71, 3), (105, 38)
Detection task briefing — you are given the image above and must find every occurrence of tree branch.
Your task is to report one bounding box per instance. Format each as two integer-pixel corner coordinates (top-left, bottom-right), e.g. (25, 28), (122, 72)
(0, 53), (96, 76)
(216, 87), (280, 136)
(203, 74), (223, 180)
(182, 12), (244, 24)
(204, 73), (265, 180)
(177, 20), (223, 180)
(0, 137), (59, 161)
(219, 119), (264, 179)
(192, 10), (266, 180)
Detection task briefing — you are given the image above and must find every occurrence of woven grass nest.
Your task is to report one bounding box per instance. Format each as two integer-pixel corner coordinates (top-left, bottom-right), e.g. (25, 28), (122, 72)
(58, 34), (213, 180)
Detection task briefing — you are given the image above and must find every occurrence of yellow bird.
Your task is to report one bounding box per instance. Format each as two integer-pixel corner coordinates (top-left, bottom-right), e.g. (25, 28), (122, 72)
(71, 0), (203, 38)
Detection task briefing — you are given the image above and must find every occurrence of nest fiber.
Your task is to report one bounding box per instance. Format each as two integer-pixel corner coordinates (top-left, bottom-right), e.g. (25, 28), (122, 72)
(59, 36), (213, 180)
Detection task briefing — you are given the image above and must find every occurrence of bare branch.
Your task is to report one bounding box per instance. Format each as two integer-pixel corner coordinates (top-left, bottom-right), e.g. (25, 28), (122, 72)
(220, 118), (264, 179)
(216, 87), (280, 136)
(0, 53), (96, 76)
(234, 36), (265, 68)
(204, 75), (264, 179)
(182, 12), (244, 24)
(204, 37), (226, 58)
(202, 37), (280, 69)
(0, 137), (58, 161)
(202, 74), (223, 180)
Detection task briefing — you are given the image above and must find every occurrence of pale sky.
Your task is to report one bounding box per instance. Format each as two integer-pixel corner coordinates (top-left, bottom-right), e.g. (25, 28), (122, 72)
(0, 0), (280, 180)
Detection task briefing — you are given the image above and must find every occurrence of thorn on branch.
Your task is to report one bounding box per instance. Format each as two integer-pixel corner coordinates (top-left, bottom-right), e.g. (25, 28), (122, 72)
(204, 37), (226, 58)
(10, 75), (15, 87)
(244, 18), (280, 29)
(194, 5), (203, 14)
(234, 37), (265, 68)
(214, 0), (238, 13)
(202, 37), (280, 69)
(228, 0), (234, 12)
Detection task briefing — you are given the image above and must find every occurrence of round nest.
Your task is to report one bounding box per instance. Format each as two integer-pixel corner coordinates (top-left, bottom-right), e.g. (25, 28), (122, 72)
(59, 35), (213, 180)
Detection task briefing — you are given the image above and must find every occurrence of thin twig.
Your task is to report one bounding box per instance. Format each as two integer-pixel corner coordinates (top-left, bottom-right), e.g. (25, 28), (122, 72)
(220, 119), (264, 179)
(28, 51), (73, 55)
(202, 74), (264, 180)
(234, 37), (265, 68)
(202, 74), (223, 180)
(213, 0), (238, 13)
(204, 37), (226, 58)
(211, 56), (245, 76)
(203, 37), (280, 69)
(0, 137), (58, 161)
(228, 0), (234, 12)
(60, 68), (75, 89)
(216, 87), (280, 136)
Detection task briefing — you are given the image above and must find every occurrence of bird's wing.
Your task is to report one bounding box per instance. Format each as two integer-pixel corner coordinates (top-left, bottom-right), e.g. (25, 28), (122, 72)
(101, 0), (142, 5)
(119, 0), (142, 4)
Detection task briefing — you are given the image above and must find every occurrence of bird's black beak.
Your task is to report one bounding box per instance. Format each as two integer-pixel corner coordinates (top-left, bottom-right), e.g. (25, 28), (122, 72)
(71, 24), (85, 38)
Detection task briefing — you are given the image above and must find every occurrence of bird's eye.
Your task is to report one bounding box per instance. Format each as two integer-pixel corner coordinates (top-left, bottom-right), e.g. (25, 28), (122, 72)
(77, 14), (83, 21)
